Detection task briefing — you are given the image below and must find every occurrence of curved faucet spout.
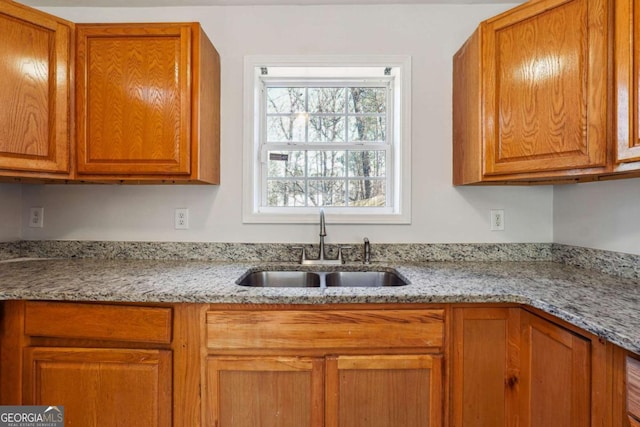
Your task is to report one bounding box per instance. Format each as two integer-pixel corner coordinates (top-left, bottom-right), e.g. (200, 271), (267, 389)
(319, 208), (326, 237)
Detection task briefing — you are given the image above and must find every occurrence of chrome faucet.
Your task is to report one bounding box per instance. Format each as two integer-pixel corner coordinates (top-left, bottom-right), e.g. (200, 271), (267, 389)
(297, 209), (350, 265)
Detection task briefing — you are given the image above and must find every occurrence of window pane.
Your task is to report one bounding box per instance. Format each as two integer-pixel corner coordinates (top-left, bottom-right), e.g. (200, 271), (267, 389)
(308, 151), (345, 177)
(309, 116), (345, 142)
(267, 115), (306, 142)
(267, 180), (306, 206)
(308, 180), (346, 207)
(266, 87), (305, 113)
(267, 151), (305, 177)
(348, 88), (386, 113)
(348, 179), (386, 206)
(348, 151), (386, 177)
(348, 117), (386, 142)
(308, 88), (345, 113)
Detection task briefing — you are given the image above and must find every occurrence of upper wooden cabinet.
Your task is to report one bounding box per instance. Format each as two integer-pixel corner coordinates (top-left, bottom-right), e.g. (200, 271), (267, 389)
(615, 0), (640, 171)
(76, 23), (220, 183)
(0, 1), (73, 179)
(453, 0), (610, 184)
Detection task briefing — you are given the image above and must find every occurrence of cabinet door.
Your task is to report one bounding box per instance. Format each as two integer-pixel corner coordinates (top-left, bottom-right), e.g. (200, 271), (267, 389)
(23, 347), (172, 427)
(519, 311), (590, 427)
(206, 356), (324, 427)
(451, 308), (520, 427)
(0, 2), (71, 175)
(76, 24), (192, 176)
(482, 0), (607, 176)
(326, 354), (443, 427)
(615, 0), (640, 166)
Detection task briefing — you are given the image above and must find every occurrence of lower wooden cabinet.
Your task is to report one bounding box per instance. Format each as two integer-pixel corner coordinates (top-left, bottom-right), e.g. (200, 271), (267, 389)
(3, 300), (639, 426)
(206, 356), (324, 427)
(206, 354), (443, 427)
(24, 347), (172, 427)
(326, 354), (443, 427)
(205, 306), (446, 427)
(452, 306), (598, 426)
(519, 310), (590, 427)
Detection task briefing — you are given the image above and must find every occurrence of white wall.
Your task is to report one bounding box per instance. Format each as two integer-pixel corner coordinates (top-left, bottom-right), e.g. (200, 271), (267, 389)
(554, 178), (640, 255)
(22, 3), (553, 243)
(0, 184), (22, 241)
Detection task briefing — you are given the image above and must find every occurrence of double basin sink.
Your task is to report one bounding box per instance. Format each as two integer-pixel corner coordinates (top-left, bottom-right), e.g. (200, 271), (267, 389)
(237, 270), (408, 288)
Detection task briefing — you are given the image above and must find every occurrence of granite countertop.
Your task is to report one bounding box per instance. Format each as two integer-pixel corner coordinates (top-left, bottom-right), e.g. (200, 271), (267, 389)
(0, 258), (638, 354)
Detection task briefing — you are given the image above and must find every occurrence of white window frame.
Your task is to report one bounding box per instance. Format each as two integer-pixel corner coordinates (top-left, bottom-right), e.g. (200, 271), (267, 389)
(243, 55), (411, 224)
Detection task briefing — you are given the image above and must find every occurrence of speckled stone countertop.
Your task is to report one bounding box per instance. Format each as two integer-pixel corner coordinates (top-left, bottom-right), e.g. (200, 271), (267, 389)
(0, 257), (638, 354)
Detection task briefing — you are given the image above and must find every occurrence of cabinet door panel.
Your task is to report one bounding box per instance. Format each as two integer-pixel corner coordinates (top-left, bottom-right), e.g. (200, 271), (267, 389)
(451, 308), (520, 427)
(519, 311), (590, 427)
(206, 356), (324, 427)
(23, 347), (171, 427)
(76, 25), (191, 175)
(615, 0), (640, 165)
(0, 2), (71, 174)
(483, 0), (607, 175)
(326, 355), (442, 427)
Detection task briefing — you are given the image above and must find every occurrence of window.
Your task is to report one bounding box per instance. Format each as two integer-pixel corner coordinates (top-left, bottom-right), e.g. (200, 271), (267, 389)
(243, 56), (411, 224)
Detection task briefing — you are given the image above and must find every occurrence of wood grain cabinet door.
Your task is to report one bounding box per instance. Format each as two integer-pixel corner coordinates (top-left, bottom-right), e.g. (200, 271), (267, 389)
(325, 354), (443, 427)
(451, 308), (520, 427)
(23, 347), (172, 427)
(615, 0), (640, 167)
(519, 311), (590, 427)
(482, 0), (608, 177)
(206, 356), (325, 427)
(76, 24), (193, 177)
(0, 2), (71, 176)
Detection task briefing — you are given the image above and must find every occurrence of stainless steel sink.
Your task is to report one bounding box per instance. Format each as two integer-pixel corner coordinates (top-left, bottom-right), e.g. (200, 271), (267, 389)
(237, 271), (321, 288)
(325, 271), (407, 287)
(236, 270), (408, 287)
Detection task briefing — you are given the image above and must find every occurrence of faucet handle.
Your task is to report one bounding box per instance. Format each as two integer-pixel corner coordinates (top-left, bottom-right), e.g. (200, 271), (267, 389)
(291, 246), (306, 263)
(337, 246), (353, 263)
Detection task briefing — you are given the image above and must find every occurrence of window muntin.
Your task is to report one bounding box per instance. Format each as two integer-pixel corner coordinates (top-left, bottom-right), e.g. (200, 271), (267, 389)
(261, 80), (392, 209)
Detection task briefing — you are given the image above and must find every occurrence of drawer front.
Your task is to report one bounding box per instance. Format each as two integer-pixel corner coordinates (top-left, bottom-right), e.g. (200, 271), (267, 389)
(207, 309), (444, 351)
(629, 356), (640, 419)
(25, 302), (172, 344)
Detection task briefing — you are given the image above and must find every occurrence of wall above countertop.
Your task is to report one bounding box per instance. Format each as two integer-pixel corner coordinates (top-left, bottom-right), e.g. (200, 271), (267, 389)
(10, 3), (552, 246)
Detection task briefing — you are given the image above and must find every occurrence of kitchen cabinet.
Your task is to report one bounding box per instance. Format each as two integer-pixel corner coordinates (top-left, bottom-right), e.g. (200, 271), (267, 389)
(519, 310), (590, 426)
(3, 300), (635, 426)
(76, 23), (220, 183)
(0, 301), (205, 427)
(205, 306), (446, 427)
(206, 356), (324, 426)
(24, 347), (172, 427)
(0, 1), (73, 180)
(453, 0), (609, 184)
(325, 354), (443, 427)
(451, 306), (607, 426)
(615, 0), (640, 171)
(610, 346), (640, 427)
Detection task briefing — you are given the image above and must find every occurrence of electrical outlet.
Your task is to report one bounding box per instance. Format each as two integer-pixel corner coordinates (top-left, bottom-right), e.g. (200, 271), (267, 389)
(175, 208), (189, 230)
(29, 207), (44, 228)
(490, 209), (505, 231)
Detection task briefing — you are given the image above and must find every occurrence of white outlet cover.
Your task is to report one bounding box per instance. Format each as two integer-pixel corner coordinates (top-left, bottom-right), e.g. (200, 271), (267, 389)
(175, 208), (189, 230)
(29, 207), (44, 228)
(490, 209), (505, 231)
